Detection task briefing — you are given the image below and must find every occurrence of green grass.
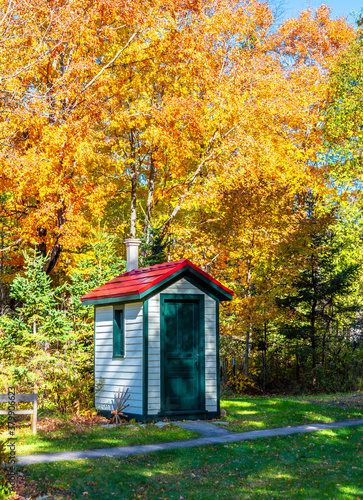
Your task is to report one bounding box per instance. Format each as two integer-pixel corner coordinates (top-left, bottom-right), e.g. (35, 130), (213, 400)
(19, 425), (363, 499)
(4, 392), (363, 457)
(220, 392), (363, 432)
(2, 423), (199, 456)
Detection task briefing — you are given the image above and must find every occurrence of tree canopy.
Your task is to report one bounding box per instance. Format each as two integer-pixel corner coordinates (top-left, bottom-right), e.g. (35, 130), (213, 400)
(0, 1), (362, 400)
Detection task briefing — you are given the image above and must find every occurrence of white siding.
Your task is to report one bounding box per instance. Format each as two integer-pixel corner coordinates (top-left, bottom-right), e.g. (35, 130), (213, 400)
(148, 294), (160, 415)
(147, 277), (218, 415)
(94, 303), (143, 415)
(205, 298), (218, 413)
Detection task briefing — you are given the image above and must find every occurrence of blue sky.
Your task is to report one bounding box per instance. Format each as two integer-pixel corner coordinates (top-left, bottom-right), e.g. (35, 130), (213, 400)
(279, 0), (362, 25)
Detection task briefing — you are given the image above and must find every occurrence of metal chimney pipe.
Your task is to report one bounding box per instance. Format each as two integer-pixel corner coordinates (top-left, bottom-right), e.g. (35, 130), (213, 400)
(124, 238), (141, 272)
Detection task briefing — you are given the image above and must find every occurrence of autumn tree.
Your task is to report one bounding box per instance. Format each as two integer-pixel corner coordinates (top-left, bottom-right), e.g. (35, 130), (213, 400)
(0, 1), (360, 396)
(105, 0), (276, 251)
(0, 2), (354, 276)
(1, 0), (220, 272)
(324, 24), (363, 187)
(164, 6), (354, 380)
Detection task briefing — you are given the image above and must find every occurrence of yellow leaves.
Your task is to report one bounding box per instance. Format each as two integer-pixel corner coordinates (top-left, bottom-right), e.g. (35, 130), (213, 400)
(275, 5), (354, 69)
(170, 3), (353, 327)
(0, 0), (355, 282)
(227, 355), (261, 394)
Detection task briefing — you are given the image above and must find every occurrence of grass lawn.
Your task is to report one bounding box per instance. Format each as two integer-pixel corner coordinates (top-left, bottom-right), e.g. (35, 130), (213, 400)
(0, 416), (199, 456)
(220, 392), (363, 432)
(3, 392), (362, 457)
(15, 425), (363, 499)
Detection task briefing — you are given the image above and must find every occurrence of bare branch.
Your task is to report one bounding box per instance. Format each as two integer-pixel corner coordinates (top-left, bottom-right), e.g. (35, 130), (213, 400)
(202, 252), (222, 270)
(0, 0), (14, 28)
(161, 122), (242, 232)
(0, 238), (23, 252)
(162, 129), (220, 231)
(81, 31), (140, 94)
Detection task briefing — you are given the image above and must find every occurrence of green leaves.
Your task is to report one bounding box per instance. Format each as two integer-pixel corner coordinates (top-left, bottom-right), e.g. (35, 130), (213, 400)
(1, 250), (73, 346)
(324, 28), (363, 183)
(0, 232), (125, 409)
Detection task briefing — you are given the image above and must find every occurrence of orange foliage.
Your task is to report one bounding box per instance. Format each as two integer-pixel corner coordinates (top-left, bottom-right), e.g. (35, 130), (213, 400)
(0, 1), (355, 277)
(167, 6), (354, 337)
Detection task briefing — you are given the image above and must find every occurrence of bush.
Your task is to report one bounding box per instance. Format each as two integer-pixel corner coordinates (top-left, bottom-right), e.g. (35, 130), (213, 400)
(0, 438), (15, 500)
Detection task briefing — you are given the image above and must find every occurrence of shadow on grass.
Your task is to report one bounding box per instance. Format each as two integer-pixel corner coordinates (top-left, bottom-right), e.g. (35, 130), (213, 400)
(8, 424), (199, 456)
(19, 425), (363, 499)
(220, 395), (363, 432)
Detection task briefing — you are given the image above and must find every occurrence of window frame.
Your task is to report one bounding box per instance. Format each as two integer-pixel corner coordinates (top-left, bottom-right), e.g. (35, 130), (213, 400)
(113, 305), (125, 358)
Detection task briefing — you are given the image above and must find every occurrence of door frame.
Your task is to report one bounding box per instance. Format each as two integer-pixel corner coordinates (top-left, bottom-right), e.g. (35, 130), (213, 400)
(159, 293), (205, 416)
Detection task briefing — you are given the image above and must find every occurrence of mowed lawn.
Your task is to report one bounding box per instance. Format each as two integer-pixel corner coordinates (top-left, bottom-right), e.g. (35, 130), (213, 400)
(2, 392), (362, 456)
(220, 392), (363, 432)
(17, 425), (363, 499)
(1, 420), (198, 456)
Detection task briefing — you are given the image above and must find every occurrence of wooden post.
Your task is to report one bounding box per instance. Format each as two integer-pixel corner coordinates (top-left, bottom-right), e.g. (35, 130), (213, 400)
(32, 395), (37, 435)
(0, 393), (37, 434)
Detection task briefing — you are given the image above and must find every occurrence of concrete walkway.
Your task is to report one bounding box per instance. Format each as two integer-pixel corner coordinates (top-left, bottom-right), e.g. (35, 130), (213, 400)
(174, 420), (233, 437)
(17, 419), (363, 466)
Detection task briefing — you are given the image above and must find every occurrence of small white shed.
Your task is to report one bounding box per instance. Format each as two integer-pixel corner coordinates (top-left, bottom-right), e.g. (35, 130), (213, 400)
(81, 242), (233, 421)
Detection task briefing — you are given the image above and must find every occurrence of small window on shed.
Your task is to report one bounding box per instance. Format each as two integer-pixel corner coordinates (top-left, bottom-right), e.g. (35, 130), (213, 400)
(113, 307), (124, 358)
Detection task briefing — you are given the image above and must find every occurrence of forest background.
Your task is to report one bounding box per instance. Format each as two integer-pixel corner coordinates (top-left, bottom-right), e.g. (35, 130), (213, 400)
(0, 0), (362, 412)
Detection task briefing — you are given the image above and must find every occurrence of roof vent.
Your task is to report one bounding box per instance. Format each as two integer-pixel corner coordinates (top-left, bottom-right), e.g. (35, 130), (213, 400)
(124, 238), (141, 272)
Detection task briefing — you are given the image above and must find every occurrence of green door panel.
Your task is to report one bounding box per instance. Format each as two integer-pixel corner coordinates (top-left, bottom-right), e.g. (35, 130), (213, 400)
(161, 294), (205, 413)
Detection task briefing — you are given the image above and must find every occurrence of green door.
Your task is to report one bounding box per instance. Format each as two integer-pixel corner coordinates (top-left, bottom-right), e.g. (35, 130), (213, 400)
(161, 294), (205, 414)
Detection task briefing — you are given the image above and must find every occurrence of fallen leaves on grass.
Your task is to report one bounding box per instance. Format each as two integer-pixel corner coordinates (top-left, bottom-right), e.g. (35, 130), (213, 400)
(7, 470), (72, 500)
(36, 415), (107, 434)
(309, 393), (363, 410)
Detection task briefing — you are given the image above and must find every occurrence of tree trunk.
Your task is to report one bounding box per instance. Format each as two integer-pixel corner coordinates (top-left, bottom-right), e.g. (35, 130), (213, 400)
(263, 321), (267, 395)
(37, 205), (66, 274)
(0, 228), (4, 315)
(311, 299), (317, 371)
(141, 148), (156, 258)
(244, 255), (252, 377)
(129, 129), (137, 239)
(161, 129), (220, 233)
(130, 169), (137, 239)
(310, 258), (318, 375)
(321, 328), (327, 366)
(322, 304), (332, 367)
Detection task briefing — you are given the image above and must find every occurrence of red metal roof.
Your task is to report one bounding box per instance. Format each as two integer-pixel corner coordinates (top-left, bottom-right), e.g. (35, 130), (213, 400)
(81, 259), (233, 303)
